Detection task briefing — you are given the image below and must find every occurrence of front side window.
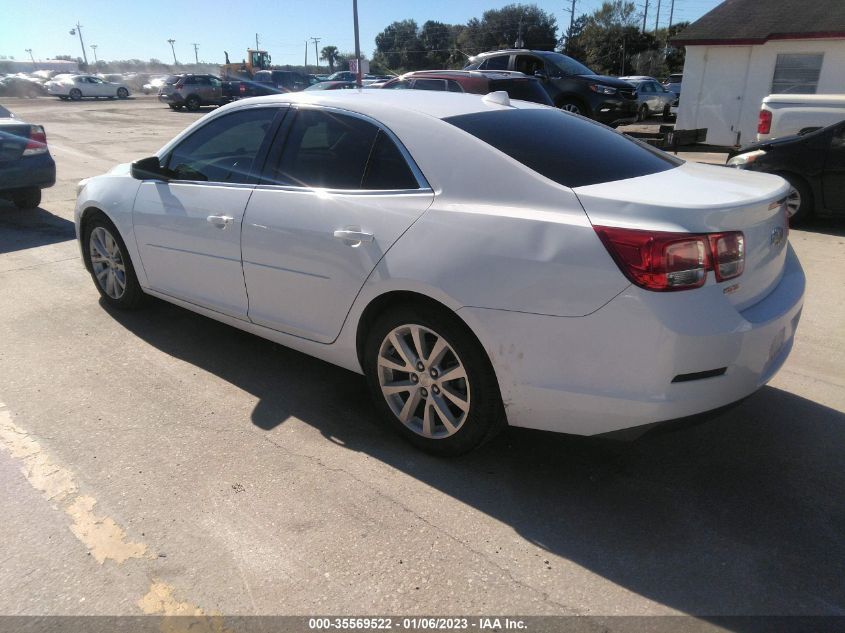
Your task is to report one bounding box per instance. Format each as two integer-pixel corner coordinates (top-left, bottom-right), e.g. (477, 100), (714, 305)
(271, 109), (419, 190)
(166, 107), (278, 183)
(771, 53), (823, 94)
(444, 108), (681, 188)
(447, 80), (464, 93)
(515, 55), (544, 76)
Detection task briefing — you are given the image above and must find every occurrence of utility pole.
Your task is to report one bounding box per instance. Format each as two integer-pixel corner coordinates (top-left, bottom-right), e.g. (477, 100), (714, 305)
(192, 43), (199, 64)
(642, 0), (649, 32)
(25, 48), (35, 64)
(353, 0), (362, 87)
(167, 38), (177, 65)
(90, 44), (98, 65)
(255, 33), (260, 50)
(654, 0), (661, 32)
(304, 40), (308, 69)
(668, 0), (675, 31)
(564, 0), (577, 54)
(311, 37), (321, 70)
(69, 22), (88, 66)
(515, 11), (524, 48)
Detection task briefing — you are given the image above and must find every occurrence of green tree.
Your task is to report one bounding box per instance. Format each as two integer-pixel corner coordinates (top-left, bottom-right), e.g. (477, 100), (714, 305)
(320, 45), (339, 72)
(419, 21), (465, 68)
(458, 4), (557, 55)
(374, 19), (425, 72)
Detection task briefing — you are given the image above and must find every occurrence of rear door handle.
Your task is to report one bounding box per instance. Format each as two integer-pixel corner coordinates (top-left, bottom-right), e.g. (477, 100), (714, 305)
(207, 215), (234, 229)
(333, 229), (374, 246)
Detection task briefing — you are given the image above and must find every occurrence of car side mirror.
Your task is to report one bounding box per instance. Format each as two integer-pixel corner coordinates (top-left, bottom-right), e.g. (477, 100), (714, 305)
(534, 69), (549, 81)
(131, 156), (171, 181)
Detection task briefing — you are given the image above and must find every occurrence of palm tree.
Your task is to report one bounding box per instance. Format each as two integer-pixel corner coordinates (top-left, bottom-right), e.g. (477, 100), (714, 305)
(320, 45), (339, 72)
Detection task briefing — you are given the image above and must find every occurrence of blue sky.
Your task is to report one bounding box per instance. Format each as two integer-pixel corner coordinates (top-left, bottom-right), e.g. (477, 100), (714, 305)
(2, 0), (722, 67)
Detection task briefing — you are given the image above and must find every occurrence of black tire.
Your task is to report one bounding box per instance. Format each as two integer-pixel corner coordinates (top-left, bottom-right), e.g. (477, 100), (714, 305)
(363, 303), (505, 456)
(185, 95), (201, 112)
(58, 96), (69, 101)
(117, 87), (129, 99)
(81, 213), (146, 310)
(558, 99), (584, 116)
(778, 173), (814, 226)
(69, 88), (82, 101)
(12, 188), (41, 209)
(662, 104), (672, 121)
(638, 103), (649, 121)
(168, 104), (184, 111)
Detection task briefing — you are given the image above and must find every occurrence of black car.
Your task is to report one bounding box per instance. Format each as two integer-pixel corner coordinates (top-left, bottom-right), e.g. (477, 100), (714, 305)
(0, 107), (55, 209)
(464, 49), (638, 126)
(727, 120), (845, 224)
(248, 70), (312, 96)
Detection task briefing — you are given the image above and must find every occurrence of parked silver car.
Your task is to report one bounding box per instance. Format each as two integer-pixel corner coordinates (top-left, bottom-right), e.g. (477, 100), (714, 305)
(45, 75), (130, 101)
(620, 76), (676, 121)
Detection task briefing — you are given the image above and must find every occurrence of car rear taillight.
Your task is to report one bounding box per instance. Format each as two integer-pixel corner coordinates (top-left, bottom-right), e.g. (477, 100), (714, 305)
(22, 125), (47, 156)
(757, 109), (772, 134)
(709, 232), (744, 281)
(239, 83), (246, 94)
(594, 226), (745, 291)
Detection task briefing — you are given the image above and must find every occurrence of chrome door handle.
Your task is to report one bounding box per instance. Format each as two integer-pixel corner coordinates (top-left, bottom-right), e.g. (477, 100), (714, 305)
(333, 229), (374, 246)
(207, 215), (233, 229)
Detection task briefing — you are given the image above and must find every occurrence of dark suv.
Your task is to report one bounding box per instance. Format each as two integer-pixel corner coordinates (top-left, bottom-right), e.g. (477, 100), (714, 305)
(158, 74), (229, 111)
(464, 49), (637, 126)
(381, 70), (553, 106)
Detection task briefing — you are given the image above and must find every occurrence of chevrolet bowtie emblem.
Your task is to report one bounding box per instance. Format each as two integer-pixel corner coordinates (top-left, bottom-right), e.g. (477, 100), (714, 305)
(771, 226), (784, 246)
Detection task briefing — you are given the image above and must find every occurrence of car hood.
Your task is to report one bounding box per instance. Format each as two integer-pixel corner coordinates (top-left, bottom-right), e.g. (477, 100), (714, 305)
(576, 75), (634, 89)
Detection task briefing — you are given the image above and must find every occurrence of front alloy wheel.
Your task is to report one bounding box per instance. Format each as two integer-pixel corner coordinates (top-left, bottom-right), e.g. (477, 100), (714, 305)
(364, 305), (504, 455)
(83, 216), (145, 309)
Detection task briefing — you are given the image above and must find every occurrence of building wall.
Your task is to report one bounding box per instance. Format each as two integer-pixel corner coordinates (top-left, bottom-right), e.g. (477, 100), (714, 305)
(676, 38), (845, 146)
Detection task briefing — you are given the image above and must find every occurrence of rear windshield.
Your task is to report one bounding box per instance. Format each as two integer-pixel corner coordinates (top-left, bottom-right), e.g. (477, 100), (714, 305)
(165, 76), (180, 84)
(488, 79), (552, 105)
(443, 108), (681, 188)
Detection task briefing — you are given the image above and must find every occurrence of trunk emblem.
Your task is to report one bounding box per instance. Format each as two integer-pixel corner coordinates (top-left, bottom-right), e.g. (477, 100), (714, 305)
(771, 227), (784, 246)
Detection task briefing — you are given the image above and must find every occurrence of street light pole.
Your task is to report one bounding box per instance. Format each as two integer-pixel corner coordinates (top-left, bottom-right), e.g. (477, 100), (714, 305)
(25, 48), (35, 64)
(90, 44), (98, 65)
(69, 22), (89, 66)
(352, 0), (362, 87)
(167, 39), (177, 65)
(311, 37), (321, 71)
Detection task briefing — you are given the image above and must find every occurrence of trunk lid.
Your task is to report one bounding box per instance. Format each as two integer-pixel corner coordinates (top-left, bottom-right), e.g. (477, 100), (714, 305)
(573, 162), (791, 311)
(0, 121), (33, 162)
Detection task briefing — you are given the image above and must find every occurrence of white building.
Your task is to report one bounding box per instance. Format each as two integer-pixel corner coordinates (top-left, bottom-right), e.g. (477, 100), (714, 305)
(672, 0), (845, 146)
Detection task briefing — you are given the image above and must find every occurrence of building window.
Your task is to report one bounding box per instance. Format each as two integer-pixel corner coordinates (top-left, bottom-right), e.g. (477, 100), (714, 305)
(771, 53), (824, 94)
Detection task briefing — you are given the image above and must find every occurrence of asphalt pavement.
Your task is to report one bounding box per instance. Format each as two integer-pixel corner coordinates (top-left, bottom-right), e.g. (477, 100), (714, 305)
(1, 96), (844, 623)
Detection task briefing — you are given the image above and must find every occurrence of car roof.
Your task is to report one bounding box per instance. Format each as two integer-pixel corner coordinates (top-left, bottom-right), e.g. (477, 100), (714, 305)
(225, 87), (547, 120)
(401, 70), (529, 81)
(620, 75), (656, 81)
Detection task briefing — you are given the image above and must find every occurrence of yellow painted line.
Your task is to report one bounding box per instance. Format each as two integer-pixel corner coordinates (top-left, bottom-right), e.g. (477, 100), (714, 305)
(0, 401), (234, 626)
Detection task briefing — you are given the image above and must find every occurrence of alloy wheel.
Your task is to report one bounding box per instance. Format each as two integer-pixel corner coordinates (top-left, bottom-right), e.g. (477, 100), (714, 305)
(785, 188), (801, 218)
(561, 103), (581, 114)
(89, 226), (127, 299)
(377, 324), (470, 439)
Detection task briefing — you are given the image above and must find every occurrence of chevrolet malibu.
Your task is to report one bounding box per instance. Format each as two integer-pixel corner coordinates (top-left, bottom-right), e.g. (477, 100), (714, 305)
(74, 91), (804, 455)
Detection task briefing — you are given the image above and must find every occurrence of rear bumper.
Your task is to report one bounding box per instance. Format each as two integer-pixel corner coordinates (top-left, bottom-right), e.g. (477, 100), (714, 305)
(0, 153), (56, 191)
(158, 93), (183, 104)
(459, 245), (805, 436)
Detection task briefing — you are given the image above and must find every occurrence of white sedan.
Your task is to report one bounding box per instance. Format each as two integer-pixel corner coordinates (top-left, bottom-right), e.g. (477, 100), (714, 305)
(74, 90), (804, 455)
(46, 74), (130, 101)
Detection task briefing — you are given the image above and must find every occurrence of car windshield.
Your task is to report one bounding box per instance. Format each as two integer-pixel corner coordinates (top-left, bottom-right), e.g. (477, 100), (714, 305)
(540, 52), (595, 76)
(444, 108), (681, 188)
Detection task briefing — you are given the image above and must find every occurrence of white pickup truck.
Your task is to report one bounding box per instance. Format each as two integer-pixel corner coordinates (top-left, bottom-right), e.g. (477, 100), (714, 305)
(757, 94), (845, 141)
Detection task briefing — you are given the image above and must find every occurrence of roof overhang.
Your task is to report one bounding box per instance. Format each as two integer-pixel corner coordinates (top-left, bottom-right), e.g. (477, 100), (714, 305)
(672, 31), (845, 46)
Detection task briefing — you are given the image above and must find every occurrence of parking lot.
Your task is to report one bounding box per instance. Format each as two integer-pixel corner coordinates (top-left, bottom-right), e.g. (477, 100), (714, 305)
(1, 95), (845, 621)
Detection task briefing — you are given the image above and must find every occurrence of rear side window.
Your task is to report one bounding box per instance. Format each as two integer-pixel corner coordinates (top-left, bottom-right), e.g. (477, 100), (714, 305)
(444, 109), (681, 188)
(273, 109), (420, 190)
(480, 56), (509, 71)
(488, 79), (552, 105)
(413, 79), (446, 91)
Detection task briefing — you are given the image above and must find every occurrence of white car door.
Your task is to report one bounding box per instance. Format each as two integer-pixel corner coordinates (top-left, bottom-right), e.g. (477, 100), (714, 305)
(241, 106), (433, 343)
(132, 106), (281, 319)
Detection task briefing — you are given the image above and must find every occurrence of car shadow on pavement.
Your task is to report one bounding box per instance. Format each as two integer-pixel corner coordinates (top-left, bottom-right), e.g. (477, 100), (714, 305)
(797, 219), (845, 237)
(108, 297), (845, 620)
(0, 203), (75, 254)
